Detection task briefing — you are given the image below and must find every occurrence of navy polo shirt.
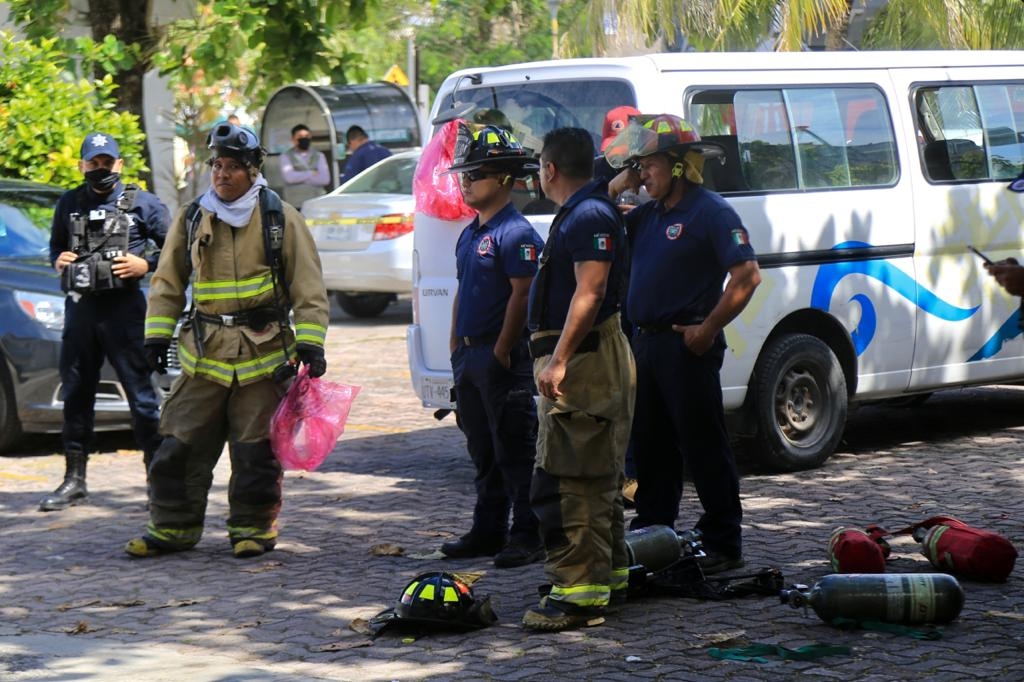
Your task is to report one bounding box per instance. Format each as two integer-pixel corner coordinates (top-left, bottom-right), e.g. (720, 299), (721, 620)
(625, 186), (755, 326)
(455, 201), (544, 338)
(527, 179), (626, 331)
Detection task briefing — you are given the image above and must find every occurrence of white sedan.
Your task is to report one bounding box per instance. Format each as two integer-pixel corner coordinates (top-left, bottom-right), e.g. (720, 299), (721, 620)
(302, 150), (419, 318)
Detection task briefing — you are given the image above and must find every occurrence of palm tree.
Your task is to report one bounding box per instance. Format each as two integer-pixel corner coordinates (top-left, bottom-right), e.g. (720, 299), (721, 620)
(562, 0), (1024, 55)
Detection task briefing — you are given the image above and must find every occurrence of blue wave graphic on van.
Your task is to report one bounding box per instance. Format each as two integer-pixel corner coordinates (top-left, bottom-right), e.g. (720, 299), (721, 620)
(810, 241), (979, 356)
(968, 312), (1022, 361)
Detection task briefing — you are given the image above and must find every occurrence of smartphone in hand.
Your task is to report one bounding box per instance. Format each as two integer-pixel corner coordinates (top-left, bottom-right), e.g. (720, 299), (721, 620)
(968, 245), (993, 264)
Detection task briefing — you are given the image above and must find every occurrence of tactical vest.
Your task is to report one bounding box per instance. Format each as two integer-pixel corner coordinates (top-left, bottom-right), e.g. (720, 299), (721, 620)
(60, 185), (138, 294)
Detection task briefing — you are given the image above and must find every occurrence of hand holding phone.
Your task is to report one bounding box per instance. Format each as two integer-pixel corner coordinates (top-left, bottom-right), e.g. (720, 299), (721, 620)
(968, 245), (993, 265)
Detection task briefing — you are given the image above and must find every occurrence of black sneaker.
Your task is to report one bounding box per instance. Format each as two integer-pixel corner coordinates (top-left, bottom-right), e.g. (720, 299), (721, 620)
(441, 533), (504, 559)
(493, 540), (544, 568)
(697, 549), (745, 575)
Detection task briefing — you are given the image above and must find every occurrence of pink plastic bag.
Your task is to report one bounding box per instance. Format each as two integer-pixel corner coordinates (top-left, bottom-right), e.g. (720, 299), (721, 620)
(413, 119), (476, 221)
(270, 366), (361, 471)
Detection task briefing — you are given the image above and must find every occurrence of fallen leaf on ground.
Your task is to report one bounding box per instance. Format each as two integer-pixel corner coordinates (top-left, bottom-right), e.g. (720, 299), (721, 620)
(349, 618), (375, 635)
(370, 543), (405, 556)
(311, 640), (373, 652)
(984, 610), (1024, 621)
(405, 550), (445, 560)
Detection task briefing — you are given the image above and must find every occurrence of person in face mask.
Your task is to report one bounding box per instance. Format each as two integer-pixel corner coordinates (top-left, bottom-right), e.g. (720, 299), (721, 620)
(278, 123), (330, 209)
(41, 132), (171, 512)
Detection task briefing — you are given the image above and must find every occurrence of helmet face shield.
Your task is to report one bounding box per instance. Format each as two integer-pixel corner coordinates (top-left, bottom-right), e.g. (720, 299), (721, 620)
(604, 114), (723, 169)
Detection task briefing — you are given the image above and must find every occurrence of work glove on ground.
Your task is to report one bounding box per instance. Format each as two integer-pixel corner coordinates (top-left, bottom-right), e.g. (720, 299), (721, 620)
(145, 341), (169, 375)
(297, 345), (327, 378)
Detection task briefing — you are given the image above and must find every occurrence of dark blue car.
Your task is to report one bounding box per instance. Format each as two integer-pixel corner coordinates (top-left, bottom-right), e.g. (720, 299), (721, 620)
(0, 179), (175, 452)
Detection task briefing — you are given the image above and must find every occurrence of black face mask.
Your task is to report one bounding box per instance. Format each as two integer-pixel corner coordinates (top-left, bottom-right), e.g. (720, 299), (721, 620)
(297, 138), (312, 151)
(85, 167), (120, 192)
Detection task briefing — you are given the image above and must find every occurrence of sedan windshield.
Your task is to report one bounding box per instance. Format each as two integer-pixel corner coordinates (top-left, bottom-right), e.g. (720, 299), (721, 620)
(0, 192), (54, 258)
(342, 155), (419, 195)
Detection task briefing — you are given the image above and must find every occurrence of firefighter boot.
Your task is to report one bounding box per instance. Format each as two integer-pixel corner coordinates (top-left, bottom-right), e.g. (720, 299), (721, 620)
(38, 450), (89, 512)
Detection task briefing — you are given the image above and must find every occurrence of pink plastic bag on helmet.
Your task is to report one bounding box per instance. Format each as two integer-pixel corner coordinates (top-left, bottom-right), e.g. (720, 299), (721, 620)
(270, 366), (361, 471)
(413, 119), (475, 221)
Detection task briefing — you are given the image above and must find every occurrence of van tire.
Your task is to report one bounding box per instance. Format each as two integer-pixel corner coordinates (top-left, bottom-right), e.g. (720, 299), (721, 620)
(745, 333), (846, 471)
(335, 292), (392, 318)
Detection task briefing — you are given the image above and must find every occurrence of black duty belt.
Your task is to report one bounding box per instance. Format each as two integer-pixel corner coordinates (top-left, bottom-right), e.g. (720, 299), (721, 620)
(196, 307), (279, 330)
(635, 317), (705, 335)
(459, 334), (500, 347)
(528, 330), (600, 359)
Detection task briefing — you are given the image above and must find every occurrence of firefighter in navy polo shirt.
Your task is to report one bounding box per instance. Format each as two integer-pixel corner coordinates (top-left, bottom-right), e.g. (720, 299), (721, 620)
(606, 114), (762, 575)
(440, 124), (546, 569)
(522, 127), (635, 632)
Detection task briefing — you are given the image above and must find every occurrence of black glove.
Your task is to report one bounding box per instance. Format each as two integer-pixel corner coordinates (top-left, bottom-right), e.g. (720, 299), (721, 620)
(296, 345), (327, 378)
(145, 341), (169, 375)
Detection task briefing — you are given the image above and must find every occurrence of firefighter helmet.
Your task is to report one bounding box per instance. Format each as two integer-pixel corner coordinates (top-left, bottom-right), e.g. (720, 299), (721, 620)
(206, 122), (265, 169)
(388, 571), (497, 631)
(445, 123), (539, 176)
(604, 114), (723, 169)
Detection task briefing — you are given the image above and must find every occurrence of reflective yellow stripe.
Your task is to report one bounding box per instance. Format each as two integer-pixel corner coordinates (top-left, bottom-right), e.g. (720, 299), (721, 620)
(193, 274), (275, 301)
(295, 322), (326, 345)
(147, 523), (202, 548)
(145, 316), (177, 338)
(443, 586), (458, 603)
(178, 343), (292, 383)
(610, 567), (629, 591)
(226, 524), (278, 541)
(420, 584), (435, 600)
(549, 583), (610, 607)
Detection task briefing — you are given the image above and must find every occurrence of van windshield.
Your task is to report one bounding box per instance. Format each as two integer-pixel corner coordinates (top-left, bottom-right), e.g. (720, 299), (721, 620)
(436, 79), (636, 156)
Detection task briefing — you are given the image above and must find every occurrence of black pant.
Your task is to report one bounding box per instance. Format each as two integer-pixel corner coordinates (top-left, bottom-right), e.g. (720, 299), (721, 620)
(451, 338), (538, 543)
(629, 329), (742, 556)
(60, 289), (161, 459)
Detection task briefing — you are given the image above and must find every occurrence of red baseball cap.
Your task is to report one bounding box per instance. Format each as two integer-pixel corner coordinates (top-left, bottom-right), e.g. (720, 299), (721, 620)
(600, 106), (641, 152)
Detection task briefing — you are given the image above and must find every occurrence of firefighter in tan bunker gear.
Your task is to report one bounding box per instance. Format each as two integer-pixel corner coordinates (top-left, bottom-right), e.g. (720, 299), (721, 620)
(125, 123), (330, 559)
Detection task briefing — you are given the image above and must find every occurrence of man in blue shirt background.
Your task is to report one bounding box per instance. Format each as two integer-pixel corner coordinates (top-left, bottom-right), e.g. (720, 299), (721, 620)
(339, 125), (392, 184)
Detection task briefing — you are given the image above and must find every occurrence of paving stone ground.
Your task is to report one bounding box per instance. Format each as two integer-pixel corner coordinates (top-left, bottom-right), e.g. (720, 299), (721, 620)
(1, 298), (1022, 681)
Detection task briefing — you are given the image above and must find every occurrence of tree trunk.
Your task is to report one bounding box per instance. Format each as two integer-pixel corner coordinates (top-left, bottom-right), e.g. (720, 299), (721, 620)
(824, 0), (854, 51)
(87, 0), (155, 186)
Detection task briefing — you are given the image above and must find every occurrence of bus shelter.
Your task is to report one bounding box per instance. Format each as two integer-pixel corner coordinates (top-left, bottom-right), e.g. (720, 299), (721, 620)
(261, 82), (423, 203)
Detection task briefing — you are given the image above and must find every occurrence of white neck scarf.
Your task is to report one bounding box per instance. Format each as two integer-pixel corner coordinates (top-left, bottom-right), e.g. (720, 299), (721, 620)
(198, 174), (268, 228)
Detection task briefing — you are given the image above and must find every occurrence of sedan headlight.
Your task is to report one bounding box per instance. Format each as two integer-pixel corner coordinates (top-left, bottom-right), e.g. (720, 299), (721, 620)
(14, 290), (65, 331)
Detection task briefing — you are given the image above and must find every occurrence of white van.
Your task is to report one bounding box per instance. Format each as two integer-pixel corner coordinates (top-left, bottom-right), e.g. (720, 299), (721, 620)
(406, 50), (1024, 470)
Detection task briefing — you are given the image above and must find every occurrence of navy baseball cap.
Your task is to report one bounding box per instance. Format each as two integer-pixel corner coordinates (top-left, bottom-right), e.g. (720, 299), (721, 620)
(80, 132), (121, 161)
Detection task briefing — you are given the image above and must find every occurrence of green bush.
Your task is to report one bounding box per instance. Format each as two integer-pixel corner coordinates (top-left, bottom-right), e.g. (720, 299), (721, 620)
(0, 31), (148, 189)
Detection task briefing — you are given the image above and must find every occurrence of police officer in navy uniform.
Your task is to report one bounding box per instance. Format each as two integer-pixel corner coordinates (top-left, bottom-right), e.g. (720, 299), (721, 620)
(440, 123), (546, 568)
(41, 132), (170, 511)
(606, 114), (761, 574)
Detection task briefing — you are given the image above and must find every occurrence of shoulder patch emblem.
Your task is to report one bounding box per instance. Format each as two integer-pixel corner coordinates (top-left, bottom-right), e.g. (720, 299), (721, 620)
(519, 243), (538, 262)
(731, 228), (750, 246)
(666, 223), (683, 240)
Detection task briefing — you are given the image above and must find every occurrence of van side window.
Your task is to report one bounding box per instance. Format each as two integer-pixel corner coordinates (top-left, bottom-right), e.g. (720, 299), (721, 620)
(689, 86), (897, 193)
(915, 83), (1024, 183)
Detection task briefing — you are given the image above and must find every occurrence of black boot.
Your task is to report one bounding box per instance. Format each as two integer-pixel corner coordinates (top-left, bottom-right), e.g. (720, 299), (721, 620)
(39, 450), (88, 511)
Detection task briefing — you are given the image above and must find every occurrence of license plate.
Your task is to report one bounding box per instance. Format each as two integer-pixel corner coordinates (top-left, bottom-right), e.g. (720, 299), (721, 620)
(421, 377), (454, 407)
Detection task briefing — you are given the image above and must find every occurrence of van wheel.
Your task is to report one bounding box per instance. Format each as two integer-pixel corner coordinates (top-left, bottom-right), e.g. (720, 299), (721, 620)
(335, 292), (392, 318)
(745, 333), (847, 471)
(0, 361), (24, 453)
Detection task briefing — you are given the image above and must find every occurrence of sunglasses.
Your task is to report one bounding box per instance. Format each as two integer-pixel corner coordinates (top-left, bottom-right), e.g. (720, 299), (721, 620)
(461, 169), (504, 182)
